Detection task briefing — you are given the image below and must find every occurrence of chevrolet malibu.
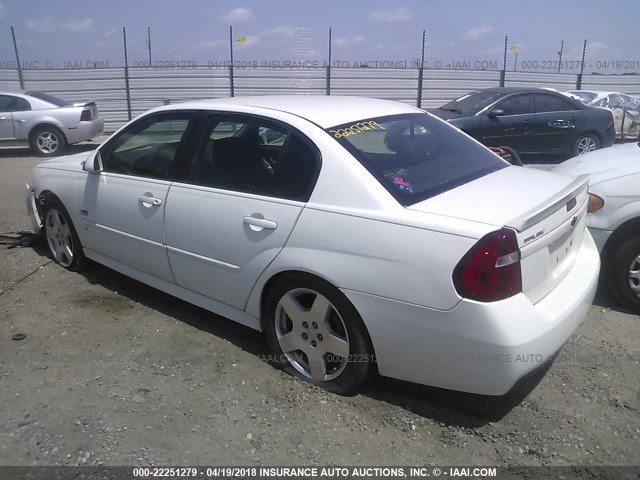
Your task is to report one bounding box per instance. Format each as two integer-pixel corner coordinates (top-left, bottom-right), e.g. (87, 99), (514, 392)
(26, 96), (600, 396)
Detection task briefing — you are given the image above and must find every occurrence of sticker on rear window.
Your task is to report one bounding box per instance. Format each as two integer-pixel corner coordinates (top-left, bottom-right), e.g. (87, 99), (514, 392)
(328, 121), (385, 139)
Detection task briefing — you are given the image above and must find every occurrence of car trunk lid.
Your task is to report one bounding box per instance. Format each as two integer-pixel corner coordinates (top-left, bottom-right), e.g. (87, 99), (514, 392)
(408, 166), (589, 304)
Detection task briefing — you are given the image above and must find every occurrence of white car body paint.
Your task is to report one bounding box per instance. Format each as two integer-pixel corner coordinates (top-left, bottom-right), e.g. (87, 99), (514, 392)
(27, 96), (600, 396)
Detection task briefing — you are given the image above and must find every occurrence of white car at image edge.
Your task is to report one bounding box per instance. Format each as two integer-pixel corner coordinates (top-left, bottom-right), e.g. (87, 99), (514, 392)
(554, 142), (640, 312)
(26, 96), (600, 396)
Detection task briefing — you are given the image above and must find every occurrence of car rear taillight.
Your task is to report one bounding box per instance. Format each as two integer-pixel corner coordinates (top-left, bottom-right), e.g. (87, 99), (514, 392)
(606, 111), (614, 122)
(453, 228), (522, 302)
(80, 109), (92, 121)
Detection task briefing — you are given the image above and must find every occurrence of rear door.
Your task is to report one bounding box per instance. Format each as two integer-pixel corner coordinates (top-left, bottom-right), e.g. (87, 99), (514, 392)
(164, 114), (320, 310)
(81, 112), (196, 281)
(532, 93), (583, 152)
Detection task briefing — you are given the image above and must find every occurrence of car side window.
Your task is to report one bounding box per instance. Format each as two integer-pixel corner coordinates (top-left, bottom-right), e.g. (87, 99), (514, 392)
(101, 113), (192, 180)
(187, 116), (318, 201)
(496, 95), (533, 115)
(534, 94), (577, 113)
(0, 95), (30, 112)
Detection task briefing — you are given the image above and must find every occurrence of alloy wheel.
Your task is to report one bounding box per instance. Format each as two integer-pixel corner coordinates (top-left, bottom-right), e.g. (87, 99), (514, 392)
(45, 208), (74, 267)
(274, 288), (350, 382)
(628, 254), (640, 297)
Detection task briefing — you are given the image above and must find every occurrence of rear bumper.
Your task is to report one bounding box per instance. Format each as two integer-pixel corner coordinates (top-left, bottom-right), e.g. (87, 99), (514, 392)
(602, 125), (616, 148)
(343, 230), (600, 396)
(65, 117), (104, 144)
(588, 226), (612, 254)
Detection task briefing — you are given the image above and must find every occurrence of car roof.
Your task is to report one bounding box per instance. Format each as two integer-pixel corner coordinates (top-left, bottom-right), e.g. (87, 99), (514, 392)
(478, 87), (569, 94)
(157, 95), (422, 128)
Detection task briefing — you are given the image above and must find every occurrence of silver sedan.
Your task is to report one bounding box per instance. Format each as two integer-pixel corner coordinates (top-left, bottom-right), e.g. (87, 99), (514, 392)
(0, 91), (104, 156)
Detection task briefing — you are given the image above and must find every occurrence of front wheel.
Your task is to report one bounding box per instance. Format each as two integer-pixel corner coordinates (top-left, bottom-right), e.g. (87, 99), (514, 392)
(263, 274), (375, 395)
(43, 197), (87, 271)
(609, 237), (640, 313)
(574, 133), (599, 156)
(29, 126), (68, 157)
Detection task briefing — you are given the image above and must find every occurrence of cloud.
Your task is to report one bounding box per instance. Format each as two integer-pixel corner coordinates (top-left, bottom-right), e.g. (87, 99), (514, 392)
(61, 18), (95, 32)
(0, 2), (5, 19)
(19, 39), (39, 49)
(221, 7), (253, 23)
(368, 7), (412, 22)
(334, 35), (365, 48)
(589, 41), (607, 52)
(25, 17), (57, 32)
(25, 17), (96, 33)
(463, 26), (494, 41)
(103, 28), (116, 39)
(193, 39), (228, 50)
(266, 25), (303, 37)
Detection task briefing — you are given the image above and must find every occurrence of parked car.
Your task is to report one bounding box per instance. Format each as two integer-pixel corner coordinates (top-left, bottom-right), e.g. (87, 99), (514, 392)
(26, 96), (600, 396)
(429, 87), (615, 156)
(553, 143), (640, 312)
(567, 90), (640, 140)
(0, 91), (104, 156)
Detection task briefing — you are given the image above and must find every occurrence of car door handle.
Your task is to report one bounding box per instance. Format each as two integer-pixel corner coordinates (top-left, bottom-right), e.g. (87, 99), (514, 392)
(243, 216), (277, 231)
(138, 195), (162, 206)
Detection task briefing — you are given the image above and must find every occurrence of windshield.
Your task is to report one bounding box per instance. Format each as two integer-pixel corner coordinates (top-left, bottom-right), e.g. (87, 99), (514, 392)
(25, 91), (71, 107)
(326, 113), (507, 205)
(440, 91), (505, 115)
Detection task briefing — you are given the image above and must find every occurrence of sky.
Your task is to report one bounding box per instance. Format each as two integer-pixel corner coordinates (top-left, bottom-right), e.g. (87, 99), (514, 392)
(0, 0), (638, 73)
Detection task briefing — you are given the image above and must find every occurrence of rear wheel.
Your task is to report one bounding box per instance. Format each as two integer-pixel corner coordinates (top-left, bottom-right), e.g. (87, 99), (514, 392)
(29, 126), (67, 157)
(574, 133), (599, 156)
(43, 197), (87, 271)
(608, 237), (640, 313)
(263, 274), (375, 395)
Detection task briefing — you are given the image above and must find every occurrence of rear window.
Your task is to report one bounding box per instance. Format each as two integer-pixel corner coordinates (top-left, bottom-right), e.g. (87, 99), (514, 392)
(25, 91), (70, 107)
(327, 113), (507, 205)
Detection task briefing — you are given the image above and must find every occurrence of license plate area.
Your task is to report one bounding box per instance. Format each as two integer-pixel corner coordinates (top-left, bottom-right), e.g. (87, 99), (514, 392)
(549, 227), (575, 267)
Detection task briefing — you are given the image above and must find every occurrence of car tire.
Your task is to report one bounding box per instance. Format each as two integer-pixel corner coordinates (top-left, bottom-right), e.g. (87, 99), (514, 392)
(29, 126), (68, 157)
(573, 133), (599, 156)
(608, 237), (640, 313)
(42, 196), (88, 271)
(263, 273), (375, 395)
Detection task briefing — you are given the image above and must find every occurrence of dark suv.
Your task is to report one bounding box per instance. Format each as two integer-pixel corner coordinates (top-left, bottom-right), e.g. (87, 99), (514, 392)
(428, 87), (615, 156)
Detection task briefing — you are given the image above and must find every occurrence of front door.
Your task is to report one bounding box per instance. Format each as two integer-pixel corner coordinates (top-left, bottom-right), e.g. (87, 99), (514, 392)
(81, 112), (196, 282)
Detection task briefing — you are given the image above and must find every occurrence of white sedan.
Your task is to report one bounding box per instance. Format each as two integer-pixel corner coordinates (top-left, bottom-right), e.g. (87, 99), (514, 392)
(554, 143), (640, 312)
(26, 96), (600, 396)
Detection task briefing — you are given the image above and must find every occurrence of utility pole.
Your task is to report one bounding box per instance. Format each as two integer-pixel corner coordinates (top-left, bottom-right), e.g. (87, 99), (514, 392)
(147, 26), (152, 65)
(557, 40), (564, 73)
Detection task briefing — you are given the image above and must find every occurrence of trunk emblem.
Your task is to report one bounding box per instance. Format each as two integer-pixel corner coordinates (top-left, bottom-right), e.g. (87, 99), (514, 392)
(571, 216), (578, 227)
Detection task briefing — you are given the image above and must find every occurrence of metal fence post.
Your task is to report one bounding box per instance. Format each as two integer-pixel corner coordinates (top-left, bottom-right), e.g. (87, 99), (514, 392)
(576, 40), (587, 90)
(11, 26), (24, 89)
(229, 26), (235, 97)
(122, 27), (132, 121)
(326, 27), (332, 95)
(416, 30), (425, 108)
(500, 35), (508, 87)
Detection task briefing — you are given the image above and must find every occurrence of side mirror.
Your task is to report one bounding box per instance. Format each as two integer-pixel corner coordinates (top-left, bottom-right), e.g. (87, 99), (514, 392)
(82, 151), (103, 173)
(488, 108), (505, 118)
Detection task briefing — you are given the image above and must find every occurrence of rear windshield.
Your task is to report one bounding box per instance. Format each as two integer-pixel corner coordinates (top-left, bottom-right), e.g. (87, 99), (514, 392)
(25, 91), (70, 107)
(440, 91), (505, 115)
(571, 91), (597, 103)
(327, 113), (507, 205)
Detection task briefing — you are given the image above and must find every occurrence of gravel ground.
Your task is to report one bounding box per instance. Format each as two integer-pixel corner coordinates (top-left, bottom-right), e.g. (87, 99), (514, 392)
(0, 143), (638, 470)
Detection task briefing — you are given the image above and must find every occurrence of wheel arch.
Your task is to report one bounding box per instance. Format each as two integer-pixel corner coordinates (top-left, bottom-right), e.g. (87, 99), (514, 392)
(257, 269), (378, 367)
(601, 216), (640, 263)
(29, 122), (68, 142)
